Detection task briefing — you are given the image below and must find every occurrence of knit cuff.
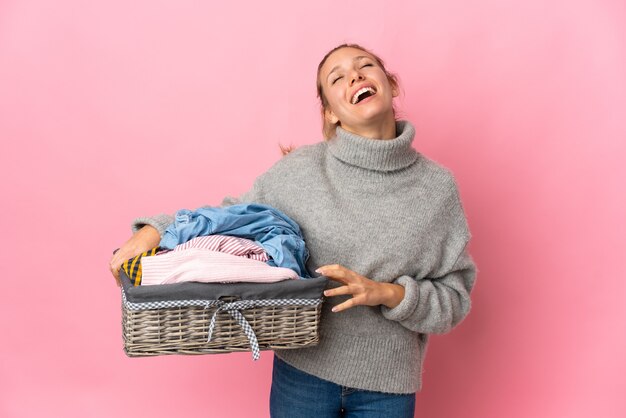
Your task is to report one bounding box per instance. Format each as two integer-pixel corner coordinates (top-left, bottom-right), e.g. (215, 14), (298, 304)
(131, 214), (174, 236)
(381, 275), (419, 323)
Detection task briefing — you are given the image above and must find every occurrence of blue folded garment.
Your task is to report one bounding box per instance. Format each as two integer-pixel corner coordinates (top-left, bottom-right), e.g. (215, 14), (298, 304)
(160, 203), (311, 278)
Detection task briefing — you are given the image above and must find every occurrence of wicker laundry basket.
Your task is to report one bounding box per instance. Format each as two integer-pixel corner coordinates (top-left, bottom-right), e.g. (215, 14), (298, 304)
(120, 270), (326, 360)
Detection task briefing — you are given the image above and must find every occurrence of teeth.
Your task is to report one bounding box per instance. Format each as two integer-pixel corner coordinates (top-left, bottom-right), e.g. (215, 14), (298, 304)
(351, 87), (376, 104)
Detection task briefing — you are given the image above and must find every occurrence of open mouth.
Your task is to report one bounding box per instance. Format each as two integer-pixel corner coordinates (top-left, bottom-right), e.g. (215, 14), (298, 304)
(351, 87), (377, 104)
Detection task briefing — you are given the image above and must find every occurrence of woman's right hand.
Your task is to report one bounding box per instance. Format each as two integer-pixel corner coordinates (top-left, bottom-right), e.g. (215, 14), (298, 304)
(109, 225), (161, 286)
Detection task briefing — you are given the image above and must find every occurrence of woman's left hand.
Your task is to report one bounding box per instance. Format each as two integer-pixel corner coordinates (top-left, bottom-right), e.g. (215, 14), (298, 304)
(317, 264), (405, 312)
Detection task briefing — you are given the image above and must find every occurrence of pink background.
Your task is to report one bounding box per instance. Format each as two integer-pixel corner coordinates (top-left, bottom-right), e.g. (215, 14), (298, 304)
(1, 1), (625, 417)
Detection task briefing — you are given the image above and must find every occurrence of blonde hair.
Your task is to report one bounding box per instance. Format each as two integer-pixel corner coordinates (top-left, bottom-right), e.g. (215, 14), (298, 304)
(280, 43), (400, 155)
(316, 43), (400, 140)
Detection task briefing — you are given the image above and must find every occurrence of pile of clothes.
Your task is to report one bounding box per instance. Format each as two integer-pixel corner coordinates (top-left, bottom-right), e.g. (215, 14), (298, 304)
(122, 203), (311, 286)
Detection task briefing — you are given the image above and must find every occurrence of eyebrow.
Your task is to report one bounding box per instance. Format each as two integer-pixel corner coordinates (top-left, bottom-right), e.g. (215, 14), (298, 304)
(326, 56), (370, 82)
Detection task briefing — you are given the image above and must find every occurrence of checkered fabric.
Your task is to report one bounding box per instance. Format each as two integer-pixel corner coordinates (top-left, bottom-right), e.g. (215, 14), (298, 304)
(121, 247), (159, 286)
(121, 289), (221, 310)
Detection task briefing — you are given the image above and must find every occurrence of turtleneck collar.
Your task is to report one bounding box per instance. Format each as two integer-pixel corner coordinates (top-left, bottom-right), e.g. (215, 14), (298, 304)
(327, 120), (418, 172)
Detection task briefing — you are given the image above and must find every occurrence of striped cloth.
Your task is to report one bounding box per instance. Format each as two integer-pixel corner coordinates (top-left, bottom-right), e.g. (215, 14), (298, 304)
(173, 235), (268, 262)
(141, 248), (299, 285)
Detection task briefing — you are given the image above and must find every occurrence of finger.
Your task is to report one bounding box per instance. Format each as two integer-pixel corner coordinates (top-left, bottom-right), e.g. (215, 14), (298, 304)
(334, 294), (370, 312)
(316, 265), (354, 283)
(110, 262), (121, 280)
(316, 264), (345, 274)
(109, 256), (123, 280)
(324, 275), (350, 285)
(110, 250), (132, 278)
(323, 285), (352, 298)
(331, 297), (357, 313)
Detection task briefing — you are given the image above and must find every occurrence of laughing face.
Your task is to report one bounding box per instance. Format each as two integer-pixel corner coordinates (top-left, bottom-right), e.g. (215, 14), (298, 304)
(319, 47), (398, 137)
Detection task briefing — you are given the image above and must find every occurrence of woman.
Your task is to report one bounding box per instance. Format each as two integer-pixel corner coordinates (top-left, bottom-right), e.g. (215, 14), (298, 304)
(110, 44), (476, 418)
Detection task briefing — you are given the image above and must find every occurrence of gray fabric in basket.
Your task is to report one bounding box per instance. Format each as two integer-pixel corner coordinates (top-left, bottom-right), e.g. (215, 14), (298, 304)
(120, 269), (328, 303)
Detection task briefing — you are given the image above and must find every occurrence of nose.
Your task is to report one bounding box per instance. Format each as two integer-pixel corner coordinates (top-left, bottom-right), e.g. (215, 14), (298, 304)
(349, 70), (365, 86)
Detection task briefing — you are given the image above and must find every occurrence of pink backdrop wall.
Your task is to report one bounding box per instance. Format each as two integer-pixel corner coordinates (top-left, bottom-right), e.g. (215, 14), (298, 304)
(1, 1), (625, 417)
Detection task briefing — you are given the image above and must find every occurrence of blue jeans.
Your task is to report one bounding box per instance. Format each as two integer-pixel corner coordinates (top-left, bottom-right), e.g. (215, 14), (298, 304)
(270, 355), (415, 418)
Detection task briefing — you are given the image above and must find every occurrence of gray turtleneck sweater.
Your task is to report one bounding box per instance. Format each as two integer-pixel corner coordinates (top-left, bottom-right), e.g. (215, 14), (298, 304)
(133, 121), (476, 394)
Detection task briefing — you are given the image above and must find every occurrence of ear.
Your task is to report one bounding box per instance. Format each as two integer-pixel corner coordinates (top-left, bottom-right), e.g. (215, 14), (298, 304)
(391, 81), (399, 98)
(325, 108), (339, 125)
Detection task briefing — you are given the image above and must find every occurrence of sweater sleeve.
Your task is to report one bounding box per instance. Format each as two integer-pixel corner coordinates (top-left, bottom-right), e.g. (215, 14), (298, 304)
(381, 177), (477, 334)
(131, 213), (175, 236)
(381, 248), (476, 334)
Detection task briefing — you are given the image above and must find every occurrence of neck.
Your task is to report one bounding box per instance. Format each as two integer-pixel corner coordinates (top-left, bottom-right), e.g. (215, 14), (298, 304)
(329, 120), (418, 172)
(340, 113), (397, 140)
